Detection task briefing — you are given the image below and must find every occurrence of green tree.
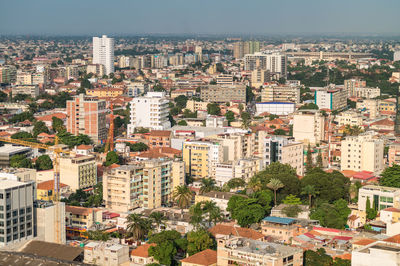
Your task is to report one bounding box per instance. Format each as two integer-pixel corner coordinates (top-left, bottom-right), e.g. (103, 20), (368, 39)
(10, 154), (33, 168)
(35, 155), (53, 170)
(282, 205), (302, 218)
(125, 213), (150, 241)
(301, 185), (318, 207)
(207, 103), (221, 115)
(304, 248), (334, 266)
(227, 196), (266, 227)
(173, 185), (193, 211)
(299, 103), (319, 110)
(11, 132), (34, 141)
(267, 178), (285, 206)
(225, 178), (246, 190)
(52, 116), (65, 132)
(310, 199), (350, 229)
(366, 197), (377, 220)
(33, 121), (50, 137)
(225, 111), (235, 125)
(186, 230), (215, 256)
(104, 151), (120, 166)
(126, 142), (149, 152)
(149, 212), (166, 231)
(189, 201), (224, 229)
(148, 230), (187, 266)
(282, 194), (301, 205)
(10, 111), (34, 123)
(316, 149), (323, 168)
(200, 178), (216, 194)
(380, 164), (400, 187)
(241, 112), (251, 129)
(177, 120), (188, 126)
(306, 144), (313, 172)
(174, 95), (188, 109)
(273, 129), (286, 135)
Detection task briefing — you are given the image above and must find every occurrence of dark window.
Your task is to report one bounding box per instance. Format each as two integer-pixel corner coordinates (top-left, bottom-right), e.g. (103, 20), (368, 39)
(12, 219), (17, 225)
(19, 217), (24, 223)
(13, 233), (17, 240)
(20, 224), (24, 230)
(19, 209), (24, 215)
(20, 232), (25, 238)
(0, 194), (3, 199)
(26, 207), (32, 213)
(12, 210), (17, 217)
(27, 230), (32, 236)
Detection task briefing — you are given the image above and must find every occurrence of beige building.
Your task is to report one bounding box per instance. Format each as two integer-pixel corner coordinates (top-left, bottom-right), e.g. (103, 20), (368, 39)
(216, 236), (303, 266)
(344, 79), (366, 97)
(354, 87), (380, 99)
(356, 99), (379, 119)
(293, 110), (325, 145)
(261, 85), (300, 103)
(251, 69), (270, 88)
(12, 84), (39, 98)
(103, 159), (184, 212)
(84, 241), (130, 266)
(200, 85), (246, 103)
(335, 110), (364, 127)
(215, 158), (262, 186)
(340, 132), (384, 174)
(59, 155), (97, 191)
(87, 64), (105, 76)
(185, 100), (210, 112)
(35, 201), (66, 244)
(16, 72), (33, 85)
(209, 132), (255, 163)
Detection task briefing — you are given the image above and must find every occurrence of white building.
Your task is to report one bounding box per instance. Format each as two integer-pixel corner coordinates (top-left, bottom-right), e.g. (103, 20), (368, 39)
(293, 110), (325, 145)
(358, 185), (400, 212)
(354, 87), (380, 99)
(352, 240), (400, 266)
(315, 88), (347, 110)
(244, 52), (287, 78)
(93, 35), (114, 75)
(127, 92), (171, 135)
(394, 51), (400, 62)
(340, 132), (384, 174)
(335, 110), (364, 127)
(255, 102), (295, 115)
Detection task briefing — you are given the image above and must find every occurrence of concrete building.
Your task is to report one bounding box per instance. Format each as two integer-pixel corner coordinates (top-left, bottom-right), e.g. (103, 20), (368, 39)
(216, 74), (234, 85)
(59, 155), (97, 191)
(65, 206), (102, 239)
(340, 132), (384, 174)
(262, 135), (304, 176)
(352, 240), (400, 266)
(200, 84), (246, 103)
(127, 92), (170, 135)
(0, 145), (33, 167)
(0, 177), (35, 247)
(84, 241), (129, 266)
(0, 168), (36, 182)
(356, 99), (379, 119)
(315, 88), (347, 111)
(354, 87), (380, 99)
(261, 85), (300, 103)
(244, 52), (287, 78)
(216, 235), (303, 266)
(130, 243), (157, 265)
(86, 64), (105, 76)
(206, 116), (228, 127)
(66, 94), (107, 144)
(35, 201), (66, 244)
(215, 157), (262, 186)
(233, 42), (244, 59)
(182, 140), (223, 179)
(251, 69), (271, 88)
(358, 185), (400, 211)
(195, 191), (238, 215)
(335, 110), (364, 127)
(388, 143), (400, 166)
(93, 35), (114, 75)
(210, 132), (255, 163)
(185, 100), (209, 112)
(344, 79), (366, 97)
(293, 110), (325, 144)
(0, 65), (17, 84)
(103, 159), (184, 211)
(126, 81), (148, 97)
(394, 51), (400, 62)
(255, 102), (296, 115)
(12, 84), (39, 98)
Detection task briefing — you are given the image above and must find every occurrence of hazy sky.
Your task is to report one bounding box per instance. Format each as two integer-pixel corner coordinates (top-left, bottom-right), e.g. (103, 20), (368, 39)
(1, 0), (399, 35)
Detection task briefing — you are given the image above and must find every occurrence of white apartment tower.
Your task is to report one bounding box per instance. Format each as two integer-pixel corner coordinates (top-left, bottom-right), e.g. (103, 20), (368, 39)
(93, 35), (114, 75)
(127, 92), (171, 135)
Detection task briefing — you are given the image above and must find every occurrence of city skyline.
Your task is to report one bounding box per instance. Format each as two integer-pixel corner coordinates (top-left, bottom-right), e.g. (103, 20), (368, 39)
(1, 0), (400, 35)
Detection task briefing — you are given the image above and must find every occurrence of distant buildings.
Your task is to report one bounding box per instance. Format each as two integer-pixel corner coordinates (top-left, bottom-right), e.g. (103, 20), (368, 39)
(200, 84), (246, 103)
(0, 65), (17, 84)
(394, 51), (400, 62)
(66, 94), (107, 143)
(127, 92), (171, 135)
(244, 52), (287, 78)
(93, 35), (114, 75)
(261, 84), (300, 103)
(314, 88), (347, 111)
(12, 84), (39, 98)
(251, 69), (270, 87)
(233, 41), (260, 59)
(340, 132), (384, 174)
(344, 79), (366, 97)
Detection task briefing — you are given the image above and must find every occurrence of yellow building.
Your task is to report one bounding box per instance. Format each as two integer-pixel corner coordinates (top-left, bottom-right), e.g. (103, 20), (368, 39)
(36, 180), (70, 201)
(185, 100), (209, 112)
(65, 206), (102, 238)
(379, 99), (396, 112)
(60, 155), (97, 191)
(182, 140), (223, 179)
(86, 88), (124, 98)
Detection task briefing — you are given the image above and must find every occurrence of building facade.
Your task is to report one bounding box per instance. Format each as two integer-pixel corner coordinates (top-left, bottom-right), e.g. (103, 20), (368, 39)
(261, 85), (300, 103)
(293, 110), (325, 145)
(60, 155), (97, 191)
(200, 85), (246, 103)
(93, 35), (114, 75)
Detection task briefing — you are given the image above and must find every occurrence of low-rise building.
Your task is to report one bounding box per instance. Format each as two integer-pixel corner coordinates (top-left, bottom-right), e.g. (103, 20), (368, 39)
(195, 192), (241, 216)
(358, 185), (400, 212)
(261, 85), (300, 103)
(65, 206), (102, 238)
(352, 239), (400, 266)
(130, 243), (157, 266)
(12, 84), (39, 98)
(181, 249), (217, 266)
(255, 102), (296, 116)
(200, 85), (246, 103)
(36, 180), (70, 201)
(84, 241), (130, 266)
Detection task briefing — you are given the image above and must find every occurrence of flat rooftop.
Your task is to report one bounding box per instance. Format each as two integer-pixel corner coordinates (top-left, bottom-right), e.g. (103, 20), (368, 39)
(0, 179), (31, 190)
(0, 145), (31, 155)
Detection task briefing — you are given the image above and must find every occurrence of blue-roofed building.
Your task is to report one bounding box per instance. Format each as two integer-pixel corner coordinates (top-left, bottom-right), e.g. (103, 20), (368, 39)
(261, 216), (299, 244)
(262, 216), (296, 225)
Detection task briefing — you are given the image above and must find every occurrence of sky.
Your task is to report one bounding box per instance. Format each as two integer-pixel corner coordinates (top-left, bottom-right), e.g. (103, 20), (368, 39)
(1, 0), (400, 36)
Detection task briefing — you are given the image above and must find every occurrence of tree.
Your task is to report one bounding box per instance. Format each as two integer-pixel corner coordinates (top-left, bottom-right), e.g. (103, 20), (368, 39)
(306, 144), (313, 172)
(366, 197), (377, 220)
(125, 213), (150, 241)
(52, 116), (65, 132)
(316, 149), (323, 168)
(189, 201), (224, 229)
(273, 129), (286, 135)
(35, 155), (53, 170)
(11, 132), (34, 141)
(301, 185), (318, 207)
(10, 154), (33, 168)
(207, 103), (221, 115)
(225, 111), (235, 125)
(32, 121), (50, 137)
(149, 212), (166, 231)
(104, 151), (119, 166)
(267, 178), (285, 206)
(301, 168), (350, 203)
(173, 185), (193, 211)
(380, 164), (400, 187)
(282, 205), (302, 218)
(225, 178), (246, 190)
(304, 248), (334, 266)
(200, 178), (216, 194)
(241, 112), (251, 129)
(282, 194), (302, 205)
(126, 142), (149, 152)
(310, 199), (350, 229)
(186, 230), (215, 256)
(177, 120), (188, 126)
(148, 230), (187, 266)
(299, 103), (319, 110)
(174, 95), (188, 109)
(227, 196), (266, 227)
(10, 111), (34, 123)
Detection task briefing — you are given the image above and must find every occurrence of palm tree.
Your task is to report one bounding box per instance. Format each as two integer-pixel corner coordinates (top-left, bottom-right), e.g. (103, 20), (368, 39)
(301, 185), (318, 207)
(200, 178), (216, 194)
(267, 178), (285, 206)
(149, 211), (166, 231)
(125, 213), (148, 241)
(248, 176), (263, 192)
(173, 185), (193, 211)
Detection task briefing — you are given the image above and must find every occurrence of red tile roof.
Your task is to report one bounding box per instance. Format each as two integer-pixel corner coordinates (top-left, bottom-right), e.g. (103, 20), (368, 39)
(149, 130), (171, 137)
(353, 238), (376, 246)
(130, 243), (156, 258)
(208, 224), (264, 240)
(180, 249), (217, 266)
(382, 207), (400, 213)
(37, 180), (68, 190)
(385, 234), (400, 244)
(37, 113), (67, 122)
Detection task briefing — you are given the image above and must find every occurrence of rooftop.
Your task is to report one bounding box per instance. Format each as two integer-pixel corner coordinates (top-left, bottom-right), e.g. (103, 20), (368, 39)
(130, 243), (156, 258)
(20, 240), (83, 262)
(180, 249), (217, 265)
(262, 216), (296, 225)
(0, 144), (31, 155)
(209, 224), (264, 240)
(0, 179), (32, 190)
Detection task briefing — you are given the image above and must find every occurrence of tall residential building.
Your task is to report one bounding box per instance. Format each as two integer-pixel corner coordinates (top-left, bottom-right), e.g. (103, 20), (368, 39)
(335, 110), (363, 127)
(261, 85), (300, 103)
(0, 65), (17, 84)
(344, 79), (366, 97)
(0, 177), (35, 247)
(66, 94), (107, 143)
(388, 143), (400, 166)
(93, 35), (114, 75)
(209, 132), (256, 162)
(262, 135), (304, 176)
(244, 41), (260, 55)
(251, 69), (270, 88)
(314, 88), (347, 111)
(340, 131), (384, 174)
(244, 52), (287, 78)
(293, 110), (325, 145)
(103, 159), (184, 211)
(60, 155), (97, 191)
(233, 42), (244, 59)
(127, 92), (170, 135)
(182, 140), (223, 179)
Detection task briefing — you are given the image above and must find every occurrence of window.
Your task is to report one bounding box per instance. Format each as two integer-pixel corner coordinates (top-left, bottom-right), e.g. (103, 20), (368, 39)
(12, 210), (17, 217)
(0, 194), (3, 199)
(19, 209), (24, 215)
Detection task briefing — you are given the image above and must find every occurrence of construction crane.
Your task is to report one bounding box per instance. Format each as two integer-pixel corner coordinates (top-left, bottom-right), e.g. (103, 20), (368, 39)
(0, 136), (69, 244)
